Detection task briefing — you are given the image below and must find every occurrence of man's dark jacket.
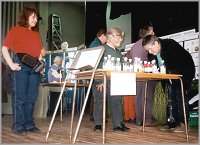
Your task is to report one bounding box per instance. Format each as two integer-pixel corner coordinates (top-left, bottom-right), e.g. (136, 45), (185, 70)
(159, 38), (195, 89)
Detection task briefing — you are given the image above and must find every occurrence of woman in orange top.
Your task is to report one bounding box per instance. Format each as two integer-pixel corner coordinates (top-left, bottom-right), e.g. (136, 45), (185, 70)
(2, 7), (46, 135)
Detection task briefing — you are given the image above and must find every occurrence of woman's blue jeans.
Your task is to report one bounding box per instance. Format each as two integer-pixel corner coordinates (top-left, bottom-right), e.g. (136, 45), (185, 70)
(11, 55), (40, 132)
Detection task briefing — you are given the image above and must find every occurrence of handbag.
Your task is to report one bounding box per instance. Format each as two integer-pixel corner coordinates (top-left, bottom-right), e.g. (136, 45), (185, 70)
(17, 53), (38, 67)
(17, 53), (45, 73)
(33, 60), (45, 73)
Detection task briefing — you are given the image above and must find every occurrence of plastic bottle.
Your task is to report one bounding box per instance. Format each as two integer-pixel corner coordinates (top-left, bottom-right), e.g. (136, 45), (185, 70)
(143, 61), (148, 73)
(137, 58), (141, 72)
(115, 57), (121, 71)
(151, 59), (158, 73)
(102, 56), (107, 69)
(147, 61), (152, 73)
(139, 60), (144, 72)
(111, 57), (116, 70)
(128, 58), (133, 72)
(123, 57), (128, 71)
(107, 55), (112, 70)
(133, 57), (138, 72)
(160, 60), (166, 74)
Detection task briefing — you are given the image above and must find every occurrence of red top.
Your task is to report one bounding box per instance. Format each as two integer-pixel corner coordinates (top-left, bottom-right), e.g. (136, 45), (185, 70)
(3, 26), (42, 58)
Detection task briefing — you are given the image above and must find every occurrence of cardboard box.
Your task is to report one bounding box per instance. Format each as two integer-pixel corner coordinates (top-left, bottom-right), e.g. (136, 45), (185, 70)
(188, 111), (198, 127)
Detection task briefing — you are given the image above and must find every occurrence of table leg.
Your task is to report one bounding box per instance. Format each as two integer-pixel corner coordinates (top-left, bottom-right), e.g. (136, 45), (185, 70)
(70, 81), (78, 141)
(179, 78), (189, 140)
(102, 73), (106, 144)
(142, 81), (148, 132)
(60, 90), (62, 121)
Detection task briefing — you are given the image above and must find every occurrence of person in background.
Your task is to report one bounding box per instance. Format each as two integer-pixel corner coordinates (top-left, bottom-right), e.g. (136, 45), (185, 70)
(1, 61), (12, 104)
(142, 35), (195, 132)
(123, 50), (136, 124)
(89, 28), (107, 48)
(89, 28), (107, 121)
(1, 7), (46, 135)
(130, 25), (157, 127)
(47, 56), (64, 116)
(93, 27), (130, 132)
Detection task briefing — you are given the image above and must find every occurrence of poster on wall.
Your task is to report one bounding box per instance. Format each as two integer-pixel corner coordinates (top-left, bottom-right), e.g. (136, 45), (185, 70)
(184, 39), (199, 53)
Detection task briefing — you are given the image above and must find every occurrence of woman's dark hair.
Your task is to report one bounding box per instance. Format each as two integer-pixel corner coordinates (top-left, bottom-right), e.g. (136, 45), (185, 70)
(138, 25), (154, 38)
(18, 7), (39, 31)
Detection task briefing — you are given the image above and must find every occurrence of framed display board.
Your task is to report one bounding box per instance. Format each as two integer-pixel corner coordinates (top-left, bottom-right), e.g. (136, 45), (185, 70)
(68, 45), (105, 71)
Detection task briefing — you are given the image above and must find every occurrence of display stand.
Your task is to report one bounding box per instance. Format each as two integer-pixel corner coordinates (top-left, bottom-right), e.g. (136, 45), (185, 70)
(45, 46), (105, 141)
(69, 70), (107, 144)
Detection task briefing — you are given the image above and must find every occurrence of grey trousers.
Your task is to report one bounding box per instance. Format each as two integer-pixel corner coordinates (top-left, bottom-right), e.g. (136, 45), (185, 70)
(135, 81), (156, 124)
(92, 81), (123, 128)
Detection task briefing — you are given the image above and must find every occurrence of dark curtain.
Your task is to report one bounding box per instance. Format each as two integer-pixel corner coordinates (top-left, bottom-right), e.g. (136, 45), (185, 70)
(109, 2), (132, 20)
(85, 2), (107, 48)
(110, 2), (198, 42)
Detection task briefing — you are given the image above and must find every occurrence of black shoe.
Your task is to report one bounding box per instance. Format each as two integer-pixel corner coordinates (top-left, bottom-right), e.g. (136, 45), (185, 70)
(26, 127), (41, 133)
(94, 125), (102, 131)
(121, 123), (131, 130)
(13, 129), (27, 135)
(113, 124), (130, 132)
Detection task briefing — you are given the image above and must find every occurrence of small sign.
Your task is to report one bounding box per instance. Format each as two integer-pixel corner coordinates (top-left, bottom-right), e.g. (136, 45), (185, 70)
(110, 72), (136, 95)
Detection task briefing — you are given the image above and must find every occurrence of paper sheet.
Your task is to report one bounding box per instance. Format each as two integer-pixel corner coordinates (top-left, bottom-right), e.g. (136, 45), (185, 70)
(75, 49), (102, 69)
(110, 72), (136, 95)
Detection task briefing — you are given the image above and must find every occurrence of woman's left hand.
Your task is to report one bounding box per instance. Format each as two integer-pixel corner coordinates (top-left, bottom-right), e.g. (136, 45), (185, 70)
(40, 69), (45, 74)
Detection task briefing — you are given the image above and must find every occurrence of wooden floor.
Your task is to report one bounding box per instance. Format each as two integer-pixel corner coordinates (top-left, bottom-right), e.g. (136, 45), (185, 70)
(1, 112), (199, 144)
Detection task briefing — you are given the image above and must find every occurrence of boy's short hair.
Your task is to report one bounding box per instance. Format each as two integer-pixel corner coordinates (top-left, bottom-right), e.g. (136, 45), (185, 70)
(97, 28), (107, 37)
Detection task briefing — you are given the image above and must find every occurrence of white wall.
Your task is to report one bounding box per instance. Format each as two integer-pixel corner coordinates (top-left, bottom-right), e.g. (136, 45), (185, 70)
(106, 2), (132, 50)
(38, 2), (49, 50)
(48, 2), (85, 48)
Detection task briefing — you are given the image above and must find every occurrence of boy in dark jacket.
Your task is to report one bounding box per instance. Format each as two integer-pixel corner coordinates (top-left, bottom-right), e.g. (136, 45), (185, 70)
(142, 35), (195, 132)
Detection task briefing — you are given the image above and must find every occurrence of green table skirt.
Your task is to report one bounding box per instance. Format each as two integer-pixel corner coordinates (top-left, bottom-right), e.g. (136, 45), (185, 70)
(152, 81), (168, 124)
